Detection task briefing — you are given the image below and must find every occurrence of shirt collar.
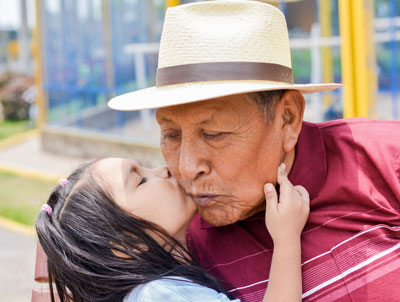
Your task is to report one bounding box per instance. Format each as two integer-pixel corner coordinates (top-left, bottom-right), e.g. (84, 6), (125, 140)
(200, 121), (327, 228)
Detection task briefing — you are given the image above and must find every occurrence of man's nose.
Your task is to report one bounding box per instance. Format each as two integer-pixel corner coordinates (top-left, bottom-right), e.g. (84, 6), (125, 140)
(179, 139), (210, 181)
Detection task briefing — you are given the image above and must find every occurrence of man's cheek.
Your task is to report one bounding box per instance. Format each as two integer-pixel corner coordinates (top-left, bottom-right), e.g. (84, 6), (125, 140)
(163, 154), (179, 174)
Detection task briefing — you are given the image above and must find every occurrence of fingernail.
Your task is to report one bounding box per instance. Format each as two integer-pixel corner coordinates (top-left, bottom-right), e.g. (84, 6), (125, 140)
(265, 183), (274, 192)
(280, 163), (286, 171)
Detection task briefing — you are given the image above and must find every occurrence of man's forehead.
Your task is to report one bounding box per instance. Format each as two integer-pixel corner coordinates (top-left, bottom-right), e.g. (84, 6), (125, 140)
(156, 94), (249, 125)
(157, 105), (217, 124)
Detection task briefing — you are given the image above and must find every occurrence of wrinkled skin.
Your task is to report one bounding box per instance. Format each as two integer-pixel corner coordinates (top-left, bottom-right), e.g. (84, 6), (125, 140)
(156, 91), (305, 226)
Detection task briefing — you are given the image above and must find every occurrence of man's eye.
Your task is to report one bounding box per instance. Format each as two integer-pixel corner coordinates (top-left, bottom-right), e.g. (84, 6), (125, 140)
(138, 177), (147, 185)
(163, 131), (181, 140)
(203, 131), (225, 139)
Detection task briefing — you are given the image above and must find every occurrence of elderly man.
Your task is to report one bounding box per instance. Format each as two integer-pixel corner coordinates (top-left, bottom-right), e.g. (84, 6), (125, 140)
(109, 1), (400, 301)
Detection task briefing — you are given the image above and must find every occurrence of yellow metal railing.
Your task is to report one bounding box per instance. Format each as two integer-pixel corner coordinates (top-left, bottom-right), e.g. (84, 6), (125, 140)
(166, 0), (180, 8)
(33, 0), (46, 129)
(339, 0), (377, 118)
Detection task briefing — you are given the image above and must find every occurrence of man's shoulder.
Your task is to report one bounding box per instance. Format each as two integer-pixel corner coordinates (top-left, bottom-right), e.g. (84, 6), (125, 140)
(312, 117), (400, 131)
(305, 117), (400, 142)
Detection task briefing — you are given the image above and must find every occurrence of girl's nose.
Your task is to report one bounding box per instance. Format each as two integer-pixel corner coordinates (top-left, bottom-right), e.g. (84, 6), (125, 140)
(152, 166), (172, 179)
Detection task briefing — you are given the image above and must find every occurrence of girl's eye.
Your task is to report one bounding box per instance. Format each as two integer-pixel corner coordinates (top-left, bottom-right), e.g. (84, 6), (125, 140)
(138, 177), (147, 186)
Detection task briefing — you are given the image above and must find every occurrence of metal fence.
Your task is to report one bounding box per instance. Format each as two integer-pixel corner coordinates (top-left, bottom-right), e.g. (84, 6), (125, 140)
(36, 0), (399, 144)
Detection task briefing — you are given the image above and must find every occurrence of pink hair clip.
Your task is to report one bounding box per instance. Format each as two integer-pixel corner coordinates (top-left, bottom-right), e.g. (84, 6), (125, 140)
(41, 204), (53, 216)
(59, 178), (69, 187)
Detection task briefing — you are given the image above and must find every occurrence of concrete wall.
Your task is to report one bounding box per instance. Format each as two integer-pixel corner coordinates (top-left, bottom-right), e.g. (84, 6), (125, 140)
(41, 125), (165, 168)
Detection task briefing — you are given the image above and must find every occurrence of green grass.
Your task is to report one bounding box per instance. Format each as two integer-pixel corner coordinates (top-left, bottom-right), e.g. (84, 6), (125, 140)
(0, 120), (34, 140)
(0, 171), (56, 226)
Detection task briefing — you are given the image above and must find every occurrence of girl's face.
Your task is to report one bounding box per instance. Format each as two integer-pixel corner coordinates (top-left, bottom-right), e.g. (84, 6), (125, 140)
(94, 158), (197, 244)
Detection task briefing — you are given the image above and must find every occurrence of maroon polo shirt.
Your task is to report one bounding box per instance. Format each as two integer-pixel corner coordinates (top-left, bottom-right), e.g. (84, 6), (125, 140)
(187, 118), (400, 302)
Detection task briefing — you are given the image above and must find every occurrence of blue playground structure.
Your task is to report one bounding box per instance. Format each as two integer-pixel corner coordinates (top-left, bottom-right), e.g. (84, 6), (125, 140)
(32, 0), (399, 144)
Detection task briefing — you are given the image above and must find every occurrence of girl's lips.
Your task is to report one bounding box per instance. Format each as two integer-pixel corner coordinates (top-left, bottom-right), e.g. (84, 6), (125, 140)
(191, 195), (217, 206)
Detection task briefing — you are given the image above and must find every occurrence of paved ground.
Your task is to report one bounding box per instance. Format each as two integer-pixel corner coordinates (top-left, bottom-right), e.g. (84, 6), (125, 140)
(0, 135), (86, 178)
(0, 134), (84, 302)
(0, 226), (37, 302)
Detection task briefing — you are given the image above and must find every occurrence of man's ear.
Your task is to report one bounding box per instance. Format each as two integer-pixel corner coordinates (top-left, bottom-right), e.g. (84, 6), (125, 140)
(279, 90), (305, 153)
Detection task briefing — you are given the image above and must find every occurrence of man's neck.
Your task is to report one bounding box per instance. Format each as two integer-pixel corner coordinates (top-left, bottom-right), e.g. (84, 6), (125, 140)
(282, 149), (296, 175)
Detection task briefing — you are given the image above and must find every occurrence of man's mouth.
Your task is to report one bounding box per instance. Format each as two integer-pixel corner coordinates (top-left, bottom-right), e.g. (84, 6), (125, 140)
(189, 194), (218, 206)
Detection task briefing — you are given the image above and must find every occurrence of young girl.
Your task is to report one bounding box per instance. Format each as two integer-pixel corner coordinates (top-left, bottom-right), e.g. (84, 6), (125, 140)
(36, 158), (309, 302)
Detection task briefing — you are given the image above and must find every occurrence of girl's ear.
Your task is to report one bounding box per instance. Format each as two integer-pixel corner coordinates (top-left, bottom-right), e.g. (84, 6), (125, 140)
(280, 90), (305, 153)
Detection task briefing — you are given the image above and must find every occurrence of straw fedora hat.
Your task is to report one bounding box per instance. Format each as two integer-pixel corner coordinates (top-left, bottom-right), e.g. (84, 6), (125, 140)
(108, 0), (341, 111)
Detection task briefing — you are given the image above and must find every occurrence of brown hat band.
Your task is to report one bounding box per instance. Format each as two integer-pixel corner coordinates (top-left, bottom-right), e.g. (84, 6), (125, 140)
(156, 62), (294, 87)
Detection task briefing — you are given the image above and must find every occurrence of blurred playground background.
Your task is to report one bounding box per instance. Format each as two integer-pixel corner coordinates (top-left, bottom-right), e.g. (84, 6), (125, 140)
(0, 0), (399, 229)
(0, 0), (400, 225)
(0, 0), (399, 300)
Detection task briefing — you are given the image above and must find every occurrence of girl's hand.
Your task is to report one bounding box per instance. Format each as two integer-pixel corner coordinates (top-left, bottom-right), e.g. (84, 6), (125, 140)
(264, 163), (310, 245)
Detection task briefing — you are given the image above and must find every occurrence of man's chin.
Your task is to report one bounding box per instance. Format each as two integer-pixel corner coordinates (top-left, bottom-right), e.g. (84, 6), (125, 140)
(198, 208), (239, 227)
(198, 201), (265, 226)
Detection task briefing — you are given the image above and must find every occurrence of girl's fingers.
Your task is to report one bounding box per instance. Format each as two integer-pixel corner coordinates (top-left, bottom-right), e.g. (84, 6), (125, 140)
(276, 163), (288, 186)
(264, 183), (278, 213)
(294, 185), (310, 204)
(277, 163), (293, 199)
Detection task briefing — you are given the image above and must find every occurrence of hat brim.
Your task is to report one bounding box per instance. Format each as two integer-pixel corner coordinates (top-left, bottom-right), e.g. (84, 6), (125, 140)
(108, 80), (342, 111)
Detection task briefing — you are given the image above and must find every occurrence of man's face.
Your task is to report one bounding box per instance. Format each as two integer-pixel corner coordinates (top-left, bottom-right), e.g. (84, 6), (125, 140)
(156, 94), (286, 226)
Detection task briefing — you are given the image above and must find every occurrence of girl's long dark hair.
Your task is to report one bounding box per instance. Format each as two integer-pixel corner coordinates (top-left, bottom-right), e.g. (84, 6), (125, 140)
(35, 160), (232, 302)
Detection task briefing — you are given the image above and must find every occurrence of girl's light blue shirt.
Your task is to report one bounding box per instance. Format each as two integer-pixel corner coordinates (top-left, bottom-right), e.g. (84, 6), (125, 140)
(124, 277), (240, 302)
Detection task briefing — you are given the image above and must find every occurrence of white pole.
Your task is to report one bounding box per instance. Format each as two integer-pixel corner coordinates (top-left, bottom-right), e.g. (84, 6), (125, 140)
(310, 23), (323, 122)
(19, 0), (29, 71)
(134, 52), (151, 133)
(102, 0), (115, 97)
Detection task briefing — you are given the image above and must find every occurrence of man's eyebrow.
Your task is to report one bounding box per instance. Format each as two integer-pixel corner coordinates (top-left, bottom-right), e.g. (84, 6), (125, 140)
(158, 117), (175, 124)
(199, 118), (213, 125)
(199, 112), (216, 125)
(159, 116), (214, 125)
